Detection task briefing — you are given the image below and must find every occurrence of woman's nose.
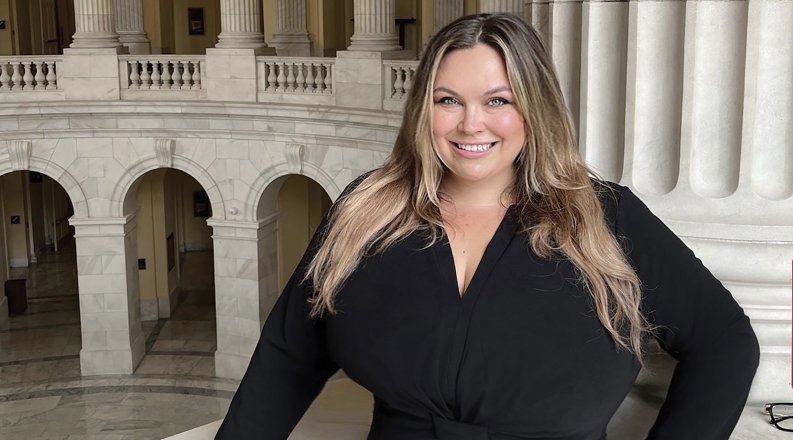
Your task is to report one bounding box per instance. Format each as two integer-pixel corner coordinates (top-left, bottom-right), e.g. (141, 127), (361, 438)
(458, 106), (486, 134)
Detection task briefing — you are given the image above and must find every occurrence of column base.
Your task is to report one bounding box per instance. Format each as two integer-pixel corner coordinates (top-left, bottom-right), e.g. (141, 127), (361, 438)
(70, 32), (125, 50)
(348, 34), (402, 52)
(215, 33), (273, 54)
(215, 351), (250, 380)
(118, 32), (151, 55)
(270, 32), (313, 57)
(79, 331), (145, 375)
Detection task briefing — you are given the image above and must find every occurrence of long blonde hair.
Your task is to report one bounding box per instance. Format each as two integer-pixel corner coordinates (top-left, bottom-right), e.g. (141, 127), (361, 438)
(305, 14), (651, 361)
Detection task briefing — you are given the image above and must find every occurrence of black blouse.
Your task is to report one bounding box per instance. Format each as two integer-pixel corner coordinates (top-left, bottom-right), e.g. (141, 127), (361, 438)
(216, 181), (759, 440)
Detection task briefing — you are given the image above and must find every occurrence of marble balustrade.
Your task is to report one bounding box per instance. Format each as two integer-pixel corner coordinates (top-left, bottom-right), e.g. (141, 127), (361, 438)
(382, 60), (418, 111)
(0, 57), (61, 93)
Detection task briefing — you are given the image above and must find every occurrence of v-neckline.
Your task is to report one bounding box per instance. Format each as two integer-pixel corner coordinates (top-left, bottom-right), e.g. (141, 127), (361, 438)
(435, 205), (516, 299)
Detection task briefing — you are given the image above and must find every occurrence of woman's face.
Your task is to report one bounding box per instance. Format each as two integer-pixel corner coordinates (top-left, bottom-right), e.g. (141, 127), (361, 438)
(431, 43), (526, 190)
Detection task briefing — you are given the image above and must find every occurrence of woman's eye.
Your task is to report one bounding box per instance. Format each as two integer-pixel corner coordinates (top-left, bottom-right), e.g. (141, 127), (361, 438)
(488, 97), (509, 107)
(436, 96), (459, 105)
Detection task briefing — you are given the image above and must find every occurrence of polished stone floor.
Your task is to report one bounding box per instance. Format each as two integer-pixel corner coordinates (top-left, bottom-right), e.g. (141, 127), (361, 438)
(0, 241), (782, 439)
(0, 242), (235, 440)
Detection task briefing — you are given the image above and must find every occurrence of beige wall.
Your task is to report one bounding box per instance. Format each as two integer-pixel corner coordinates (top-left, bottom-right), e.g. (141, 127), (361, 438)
(173, 0), (220, 54)
(136, 169), (192, 305)
(0, 0), (14, 55)
(179, 172), (213, 251)
(144, 0), (176, 54)
(1, 172), (30, 267)
(276, 175), (330, 291)
(28, 173), (45, 258)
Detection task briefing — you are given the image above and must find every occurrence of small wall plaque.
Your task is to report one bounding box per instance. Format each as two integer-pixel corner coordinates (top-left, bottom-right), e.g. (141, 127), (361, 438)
(10, 216), (19, 224)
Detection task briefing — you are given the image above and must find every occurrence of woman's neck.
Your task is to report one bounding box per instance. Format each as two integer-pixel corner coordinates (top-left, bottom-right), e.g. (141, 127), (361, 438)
(439, 175), (515, 208)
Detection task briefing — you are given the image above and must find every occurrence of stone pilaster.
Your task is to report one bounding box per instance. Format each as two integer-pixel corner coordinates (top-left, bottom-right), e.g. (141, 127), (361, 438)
(479, 0), (525, 15)
(434, 0), (464, 32)
(209, 218), (279, 380)
(71, 0), (122, 49)
(71, 216), (145, 375)
(348, 0), (402, 52)
(114, 0), (150, 54)
(270, 0), (313, 56)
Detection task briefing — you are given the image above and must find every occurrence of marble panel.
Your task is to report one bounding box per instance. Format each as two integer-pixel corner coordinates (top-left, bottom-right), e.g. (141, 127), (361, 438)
(80, 348), (134, 375)
(78, 294), (105, 313)
(140, 298), (159, 321)
(18, 117), (70, 131)
(335, 83), (383, 110)
(63, 78), (120, 100)
(216, 140), (249, 159)
(104, 293), (129, 312)
(294, 122), (337, 137)
(116, 117), (165, 129)
(77, 274), (125, 294)
(343, 148), (374, 171)
(76, 255), (104, 275)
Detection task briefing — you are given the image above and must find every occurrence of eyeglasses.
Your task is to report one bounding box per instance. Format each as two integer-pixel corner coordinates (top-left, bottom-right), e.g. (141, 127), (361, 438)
(766, 403), (793, 432)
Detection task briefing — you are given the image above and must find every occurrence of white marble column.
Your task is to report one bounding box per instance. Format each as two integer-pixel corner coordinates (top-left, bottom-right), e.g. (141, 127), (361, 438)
(114, 0), (150, 54)
(71, 0), (122, 48)
(270, 0), (313, 56)
(547, 1), (582, 126)
(479, 0), (525, 16)
(71, 215), (145, 375)
(215, 0), (267, 50)
(434, 0), (464, 32)
(681, 0), (747, 198)
(746, 0), (792, 201)
(578, 0), (629, 182)
(623, 1), (684, 194)
(210, 218), (278, 379)
(348, 0), (401, 52)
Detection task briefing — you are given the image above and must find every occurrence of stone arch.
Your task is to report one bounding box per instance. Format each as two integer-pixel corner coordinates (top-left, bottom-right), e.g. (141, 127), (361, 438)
(0, 157), (89, 218)
(112, 155), (225, 220)
(250, 161), (340, 221)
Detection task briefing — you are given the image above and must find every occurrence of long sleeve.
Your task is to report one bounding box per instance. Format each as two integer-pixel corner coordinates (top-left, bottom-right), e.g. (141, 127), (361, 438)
(614, 187), (760, 439)
(214, 236), (339, 439)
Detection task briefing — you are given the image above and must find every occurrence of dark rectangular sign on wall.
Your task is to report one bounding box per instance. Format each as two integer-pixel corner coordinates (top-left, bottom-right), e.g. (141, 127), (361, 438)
(188, 8), (204, 35)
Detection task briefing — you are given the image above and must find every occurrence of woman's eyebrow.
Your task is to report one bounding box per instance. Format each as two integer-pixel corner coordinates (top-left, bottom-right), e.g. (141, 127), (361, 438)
(432, 86), (513, 96)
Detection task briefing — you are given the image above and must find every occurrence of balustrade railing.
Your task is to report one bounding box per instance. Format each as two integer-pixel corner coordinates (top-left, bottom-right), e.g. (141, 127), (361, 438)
(257, 57), (334, 94)
(0, 57), (60, 91)
(120, 56), (204, 90)
(383, 61), (418, 111)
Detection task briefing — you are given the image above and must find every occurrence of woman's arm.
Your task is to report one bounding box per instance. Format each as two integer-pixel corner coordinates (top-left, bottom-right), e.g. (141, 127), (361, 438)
(614, 187), (760, 440)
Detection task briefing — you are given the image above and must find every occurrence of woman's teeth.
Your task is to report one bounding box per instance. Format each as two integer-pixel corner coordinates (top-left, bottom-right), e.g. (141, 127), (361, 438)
(454, 142), (494, 152)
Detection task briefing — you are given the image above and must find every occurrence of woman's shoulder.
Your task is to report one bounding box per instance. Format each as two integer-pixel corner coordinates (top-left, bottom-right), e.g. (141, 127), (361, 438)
(590, 178), (625, 230)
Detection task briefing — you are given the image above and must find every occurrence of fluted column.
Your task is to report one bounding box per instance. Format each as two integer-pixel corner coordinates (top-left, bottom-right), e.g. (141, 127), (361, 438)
(746, 0), (793, 201)
(624, 0), (684, 194)
(114, 0), (150, 54)
(479, 0), (525, 16)
(434, 0), (464, 32)
(578, 0), (629, 182)
(547, 1), (582, 126)
(681, 0), (746, 198)
(270, 0), (312, 56)
(348, 0), (401, 52)
(215, 0), (266, 50)
(71, 0), (122, 48)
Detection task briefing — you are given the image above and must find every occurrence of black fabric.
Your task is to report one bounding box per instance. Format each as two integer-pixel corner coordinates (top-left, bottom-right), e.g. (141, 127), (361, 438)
(216, 181), (759, 440)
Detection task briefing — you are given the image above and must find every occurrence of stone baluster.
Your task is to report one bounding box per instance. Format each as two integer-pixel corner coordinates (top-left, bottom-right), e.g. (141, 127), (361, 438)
(129, 60), (140, 89)
(191, 62), (201, 90)
(0, 63), (9, 90)
(434, 0), (464, 32)
(682, 1), (746, 198)
(271, 0), (313, 56)
(22, 62), (34, 91)
(150, 60), (161, 89)
(171, 61), (182, 89)
(71, 0), (122, 49)
(114, 0), (150, 54)
(161, 60), (172, 89)
(10, 62), (22, 91)
(348, 0), (401, 52)
(393, 67), (404, 98)
(276, 63), (286, 91)
(746, 1), (792, 200)
(306, 63), (315, 92)
(323, 65), (332, 94)
(578, 0), (629, 182)
(139, 61), (151, 89)
(295, 64), (305, 92)
(624, 1), (685, 194)
(45, 61), (57, 90)
(266, 62), (277, 91)
(34, 61), (46, 90)
(181, 63), (191, 89)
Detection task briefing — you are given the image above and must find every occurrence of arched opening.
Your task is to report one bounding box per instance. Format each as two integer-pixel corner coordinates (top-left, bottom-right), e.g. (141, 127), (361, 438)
(124, 168), (216, 377)
(0, 170), (80, 383)
(276, 175), (332, 291)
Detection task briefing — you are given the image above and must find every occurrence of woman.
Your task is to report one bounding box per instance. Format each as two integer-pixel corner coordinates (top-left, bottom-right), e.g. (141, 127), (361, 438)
(217, 13), (759, 440)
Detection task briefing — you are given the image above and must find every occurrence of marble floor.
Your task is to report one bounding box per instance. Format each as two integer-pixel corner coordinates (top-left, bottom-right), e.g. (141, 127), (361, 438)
(0, 241), (784, 439)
